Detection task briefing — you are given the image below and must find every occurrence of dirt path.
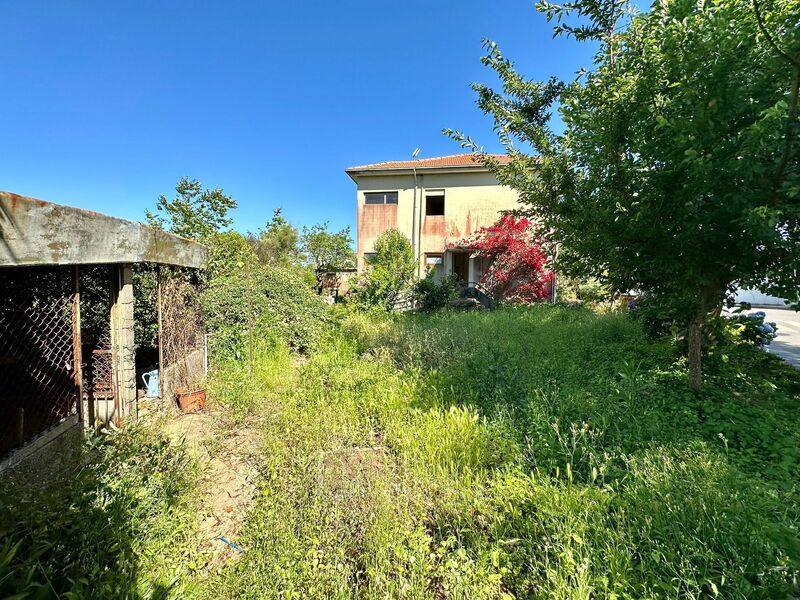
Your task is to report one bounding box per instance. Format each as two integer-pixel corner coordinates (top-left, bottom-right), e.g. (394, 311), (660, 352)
(162, 411), (262, 571)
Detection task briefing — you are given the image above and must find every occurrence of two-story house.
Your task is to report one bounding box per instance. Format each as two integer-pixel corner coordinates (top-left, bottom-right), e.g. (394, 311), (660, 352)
(345, 154), (521, 285)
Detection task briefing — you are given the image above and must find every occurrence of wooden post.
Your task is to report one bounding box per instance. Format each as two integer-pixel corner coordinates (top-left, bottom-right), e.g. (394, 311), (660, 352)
(72, 265), (85, 426)
(157, 265), (164, 399)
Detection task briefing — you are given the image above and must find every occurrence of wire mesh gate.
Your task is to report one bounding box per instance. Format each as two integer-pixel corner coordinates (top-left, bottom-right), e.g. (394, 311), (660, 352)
(0, 267), (80, 457)
(160, 271), (206, 401)
(80, 265), (116, 426)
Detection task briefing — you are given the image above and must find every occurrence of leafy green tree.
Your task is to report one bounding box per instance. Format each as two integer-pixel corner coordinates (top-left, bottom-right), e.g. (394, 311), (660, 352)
(146, 177), (237, 240)
(449, 0), (799, 388)
(300, 223), (355, 294)
(250, 208), (301, 266)
(353, 229), (416, 311)
(207, 231), (258, 279)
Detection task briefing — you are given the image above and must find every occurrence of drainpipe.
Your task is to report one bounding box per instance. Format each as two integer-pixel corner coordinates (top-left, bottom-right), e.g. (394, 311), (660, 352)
(411, 165), (418, 273)
(417, 175), (424, 278)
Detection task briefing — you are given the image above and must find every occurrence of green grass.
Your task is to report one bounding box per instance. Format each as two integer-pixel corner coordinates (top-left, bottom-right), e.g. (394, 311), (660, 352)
(206, 305), (800, 599)
(4, 305), (799, 598)
(0, 425), (203, 599)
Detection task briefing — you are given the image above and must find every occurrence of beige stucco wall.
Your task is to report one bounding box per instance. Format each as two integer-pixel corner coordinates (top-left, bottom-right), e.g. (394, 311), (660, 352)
(354, 170), (522, 276)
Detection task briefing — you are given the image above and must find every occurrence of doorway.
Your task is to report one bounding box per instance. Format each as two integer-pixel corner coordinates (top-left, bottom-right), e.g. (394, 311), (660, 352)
(451, 252), (470, 284)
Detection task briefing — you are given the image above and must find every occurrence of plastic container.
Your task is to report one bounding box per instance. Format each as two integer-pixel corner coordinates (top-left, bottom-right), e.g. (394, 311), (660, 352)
(141, 369), (160, 397)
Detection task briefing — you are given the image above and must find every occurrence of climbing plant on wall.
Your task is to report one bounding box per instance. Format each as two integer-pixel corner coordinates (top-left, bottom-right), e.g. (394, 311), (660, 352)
(452, 213), (553, 303)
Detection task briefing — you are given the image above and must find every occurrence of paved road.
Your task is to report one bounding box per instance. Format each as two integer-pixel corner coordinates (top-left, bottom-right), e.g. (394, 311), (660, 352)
(759, 308), (800, 367)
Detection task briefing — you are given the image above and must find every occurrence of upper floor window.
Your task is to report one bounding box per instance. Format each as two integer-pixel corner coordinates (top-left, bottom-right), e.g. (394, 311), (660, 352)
(365, 191), (398, 205)
(426, 193), (445, 216)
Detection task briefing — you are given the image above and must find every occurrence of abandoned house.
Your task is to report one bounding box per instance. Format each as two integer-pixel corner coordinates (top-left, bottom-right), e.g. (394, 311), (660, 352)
(0, 191), (207, 469)
(346, 153), (521, 284)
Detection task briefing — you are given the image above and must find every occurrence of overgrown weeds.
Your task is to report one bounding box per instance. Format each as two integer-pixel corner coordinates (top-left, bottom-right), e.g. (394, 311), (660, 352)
(0, 426), (202, 598)
(205, 304), (800, 598)
(8, 304), (799, 598)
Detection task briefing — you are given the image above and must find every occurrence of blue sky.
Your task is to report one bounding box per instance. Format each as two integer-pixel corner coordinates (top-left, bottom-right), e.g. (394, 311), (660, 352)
(1, 0), (594, 234)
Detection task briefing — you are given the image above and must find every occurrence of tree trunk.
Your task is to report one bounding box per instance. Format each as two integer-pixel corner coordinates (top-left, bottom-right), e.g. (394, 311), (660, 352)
(687, 313), (705, 391)
(687, 286), (723, 391)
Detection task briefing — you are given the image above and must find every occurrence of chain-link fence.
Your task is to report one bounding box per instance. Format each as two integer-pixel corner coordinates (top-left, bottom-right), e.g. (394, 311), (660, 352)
(160, 268), (206, 401)
(0, 267), (79, 456)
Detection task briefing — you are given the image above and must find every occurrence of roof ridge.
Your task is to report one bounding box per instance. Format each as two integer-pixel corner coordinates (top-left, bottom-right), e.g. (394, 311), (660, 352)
(346, 153), (512, 172)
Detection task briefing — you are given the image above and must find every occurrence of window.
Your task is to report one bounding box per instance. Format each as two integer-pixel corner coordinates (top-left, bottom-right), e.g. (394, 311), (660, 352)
(363, 252), (377, 263)
(365, 191), (398, 205)
(426, 193), (445, 216)
(425, 253), (445, 282)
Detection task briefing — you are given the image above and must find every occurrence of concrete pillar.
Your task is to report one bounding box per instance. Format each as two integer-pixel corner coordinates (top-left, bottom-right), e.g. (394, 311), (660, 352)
(110, 264), (136, 425)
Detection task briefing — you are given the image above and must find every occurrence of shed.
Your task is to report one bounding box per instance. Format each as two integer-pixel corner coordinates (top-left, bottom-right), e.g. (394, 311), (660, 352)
(0, 191), (207, 468)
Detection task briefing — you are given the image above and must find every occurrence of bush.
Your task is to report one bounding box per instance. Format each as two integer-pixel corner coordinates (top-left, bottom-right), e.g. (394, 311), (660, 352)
(560, 276), (612, 305)
(348, 230), (415, 311)
(722, 311), (779, 348)
(412, 273), (459, 311)
(202, 263), (332, 355)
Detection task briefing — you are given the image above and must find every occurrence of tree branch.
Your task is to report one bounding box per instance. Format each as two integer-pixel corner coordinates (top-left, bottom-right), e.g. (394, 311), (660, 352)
(752, 0), (800, 69)
(771, 67), (800, 203)
(752, 0), (800, 204)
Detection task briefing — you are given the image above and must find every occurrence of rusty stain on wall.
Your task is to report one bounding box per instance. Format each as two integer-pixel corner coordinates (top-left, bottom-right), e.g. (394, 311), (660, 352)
(360, 204), (398, 238)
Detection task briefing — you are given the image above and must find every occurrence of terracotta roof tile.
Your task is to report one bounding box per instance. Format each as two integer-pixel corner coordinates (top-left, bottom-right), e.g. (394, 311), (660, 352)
(346, 153), (513, 172)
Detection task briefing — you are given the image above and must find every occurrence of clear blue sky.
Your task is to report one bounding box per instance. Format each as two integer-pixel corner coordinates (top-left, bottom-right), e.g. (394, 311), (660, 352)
(1, 0), (593, 234)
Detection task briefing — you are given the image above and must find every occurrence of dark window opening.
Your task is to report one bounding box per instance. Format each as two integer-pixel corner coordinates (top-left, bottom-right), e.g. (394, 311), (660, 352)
(365, 192), (398, 205)
(363, 252), (377, 263)
(426, 194), (445, 216)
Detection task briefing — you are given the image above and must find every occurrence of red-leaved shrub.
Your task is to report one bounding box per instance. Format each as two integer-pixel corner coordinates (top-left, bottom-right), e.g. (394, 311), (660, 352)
(450, 213), (553, 303)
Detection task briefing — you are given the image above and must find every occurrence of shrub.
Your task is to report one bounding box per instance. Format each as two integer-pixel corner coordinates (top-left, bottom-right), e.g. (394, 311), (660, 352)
(560, 276), (612, 305)
(449, 213), (553, 303)
(349, 229), (416, 311)
(412, 272), (459, 311)
(721, 311), (779, 349)
(206, 230), (258, 280)
(202, 263), (332, 354)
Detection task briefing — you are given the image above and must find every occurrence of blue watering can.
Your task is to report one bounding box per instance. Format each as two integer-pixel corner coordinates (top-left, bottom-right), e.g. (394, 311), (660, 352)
(141, 369), (160, 397)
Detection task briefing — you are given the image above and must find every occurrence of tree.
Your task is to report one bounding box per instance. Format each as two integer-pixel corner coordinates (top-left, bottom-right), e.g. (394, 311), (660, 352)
(352, 229), (416, 311)
(146, 177), (237, 240)
(250, 208), (301, 266)
(300, 223), (355, 294)
(449, 0), (800, 389)
(452, 213), (553, 303)
(206, 231), (258, 280)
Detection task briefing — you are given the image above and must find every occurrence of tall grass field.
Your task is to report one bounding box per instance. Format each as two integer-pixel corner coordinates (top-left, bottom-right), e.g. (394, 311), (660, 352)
(3, 305), (799, 598)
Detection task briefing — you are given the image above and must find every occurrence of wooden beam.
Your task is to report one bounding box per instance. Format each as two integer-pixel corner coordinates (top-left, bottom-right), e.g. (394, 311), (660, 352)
(71, 266), (85, 427)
